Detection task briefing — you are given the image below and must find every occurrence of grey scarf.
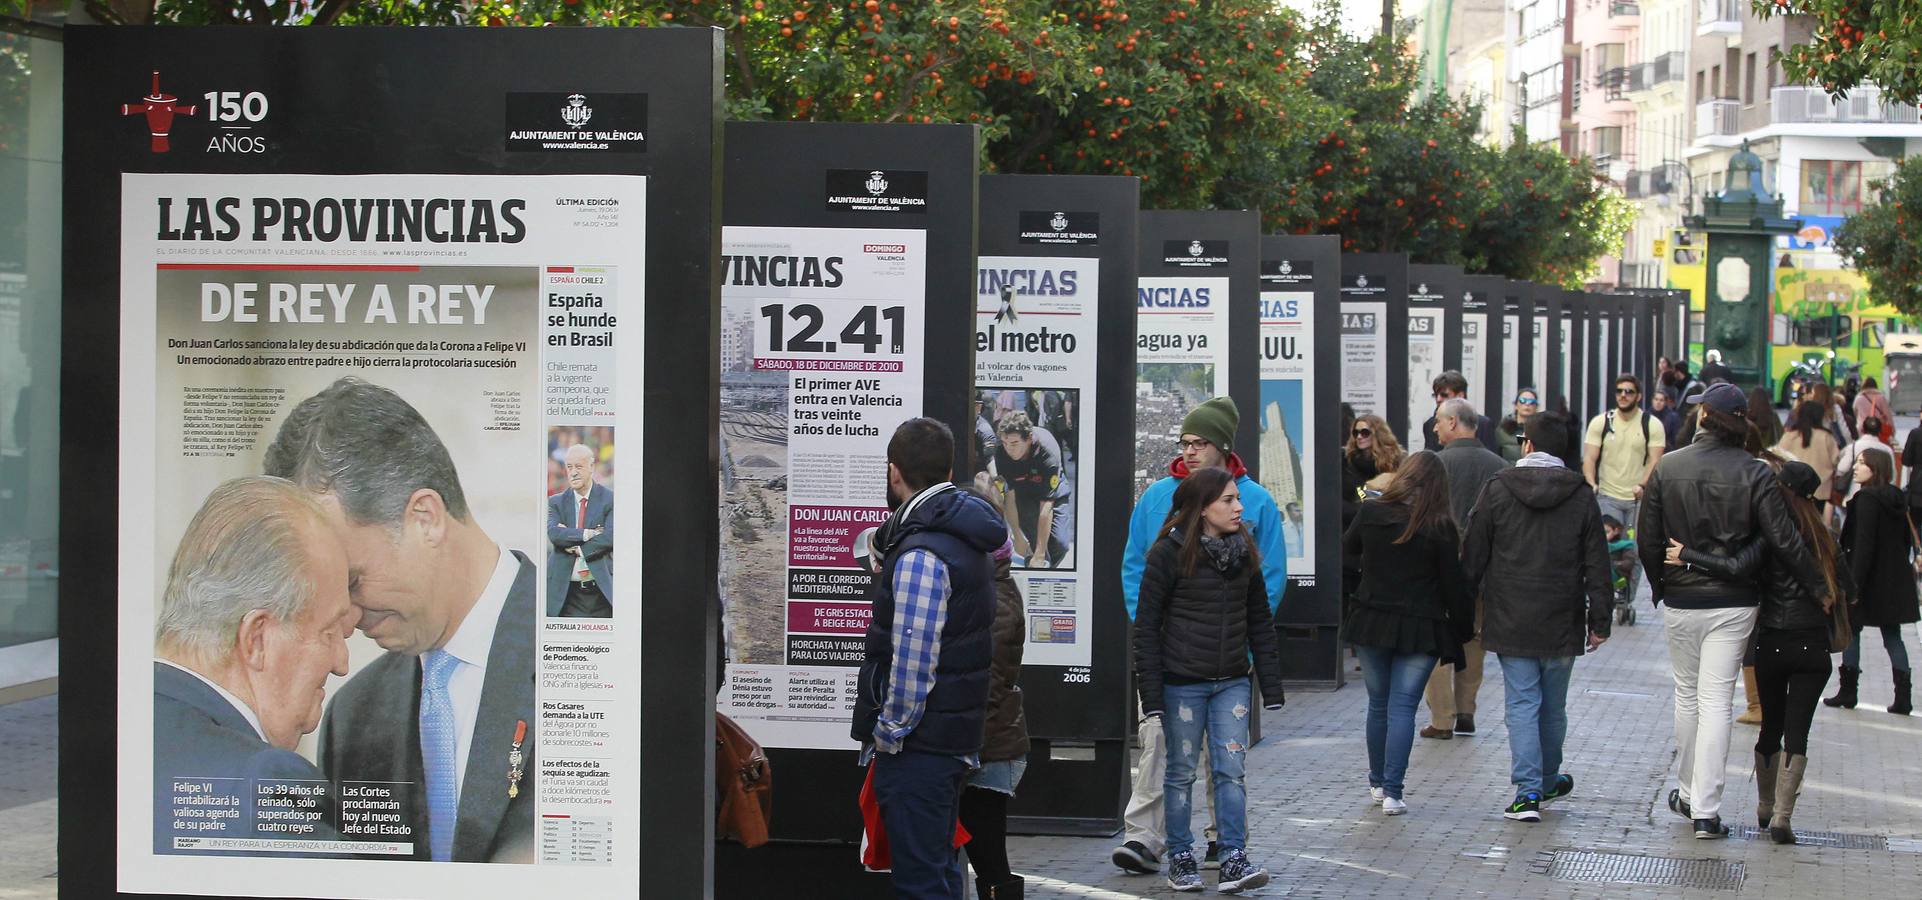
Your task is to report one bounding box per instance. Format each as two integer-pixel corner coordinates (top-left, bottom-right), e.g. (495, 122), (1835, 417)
(1197, 529), (1249, 574)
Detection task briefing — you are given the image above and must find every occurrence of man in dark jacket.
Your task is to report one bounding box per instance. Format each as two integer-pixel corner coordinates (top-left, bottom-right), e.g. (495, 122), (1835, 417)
(1461, 411), (1613, 822)
(1637, 383), (1828, 839)
(854, 418), (1006, 899)
(1423, 398), (1509, 740)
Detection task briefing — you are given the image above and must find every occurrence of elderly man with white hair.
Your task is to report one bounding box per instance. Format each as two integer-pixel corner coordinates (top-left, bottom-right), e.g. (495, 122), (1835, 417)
(546, 443), (615, 617)
(152, 475), (357, 853)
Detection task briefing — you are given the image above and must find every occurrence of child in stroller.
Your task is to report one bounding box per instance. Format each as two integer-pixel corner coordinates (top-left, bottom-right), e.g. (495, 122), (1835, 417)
(1601, 515), (1637, 626)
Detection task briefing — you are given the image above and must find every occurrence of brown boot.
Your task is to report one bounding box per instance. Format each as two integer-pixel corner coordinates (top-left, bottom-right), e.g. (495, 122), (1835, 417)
(1754, 750), (1778, 828)
(1770, 754), (1808, 844)
(1737, 666), (1763, 724)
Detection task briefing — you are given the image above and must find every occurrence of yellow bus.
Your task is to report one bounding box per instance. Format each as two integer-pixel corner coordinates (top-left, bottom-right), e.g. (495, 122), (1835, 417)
(1769, 266), (1917, 404)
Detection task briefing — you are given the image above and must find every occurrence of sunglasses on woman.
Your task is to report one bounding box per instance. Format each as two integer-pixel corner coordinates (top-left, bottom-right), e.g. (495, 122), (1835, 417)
(1353, 428), (1373, 438)
(1517, 396), (1539, 406)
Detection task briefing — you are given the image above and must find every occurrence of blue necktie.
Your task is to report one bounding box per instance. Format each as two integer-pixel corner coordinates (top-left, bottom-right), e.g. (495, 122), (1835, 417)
(419, 649), (460, 862)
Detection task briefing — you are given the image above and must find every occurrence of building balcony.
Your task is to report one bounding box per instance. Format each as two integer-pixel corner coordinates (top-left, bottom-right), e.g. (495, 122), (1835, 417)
(1772, 85), (1921, 125)
(1596, 67), (1631, 101)
(1609, 1), (1641, 18)
(1696, 0), (1741, 36)
(1624, 51), (1685, 96)
(1696, 98), (1740, 138)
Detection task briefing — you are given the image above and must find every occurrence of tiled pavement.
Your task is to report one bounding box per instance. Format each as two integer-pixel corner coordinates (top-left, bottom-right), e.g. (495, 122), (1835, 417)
(0, 694), (56, 900)
(1008, 611), (1922, 898)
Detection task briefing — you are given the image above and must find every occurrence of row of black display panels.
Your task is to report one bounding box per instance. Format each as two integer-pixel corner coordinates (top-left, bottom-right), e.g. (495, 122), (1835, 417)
(61, 21), (1689, 894)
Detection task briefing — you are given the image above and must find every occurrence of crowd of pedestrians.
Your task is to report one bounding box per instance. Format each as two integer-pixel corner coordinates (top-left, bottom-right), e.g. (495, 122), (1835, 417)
(850, 355), (1918, 899)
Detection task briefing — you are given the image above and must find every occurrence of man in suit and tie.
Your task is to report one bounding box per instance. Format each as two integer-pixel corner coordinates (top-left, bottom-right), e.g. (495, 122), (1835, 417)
(264, 377), (537, 863)
(152, 476), (357, 854)
(546, 443), (614, 617)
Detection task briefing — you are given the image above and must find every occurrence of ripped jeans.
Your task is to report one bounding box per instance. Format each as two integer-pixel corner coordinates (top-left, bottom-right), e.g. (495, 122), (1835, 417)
(1161, 677), (1251, 857)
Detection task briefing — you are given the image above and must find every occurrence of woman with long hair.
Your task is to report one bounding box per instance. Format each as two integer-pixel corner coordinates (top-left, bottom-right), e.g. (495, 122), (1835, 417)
(1344, 414), (1406, 498)
(1774, 401), (1842, 505)
(1133, 467), (1285, 893)
(1665, 459), (1851, 844)
(1340, 450), (1473, 816)
(1826, 447), (1920, 714)
(1747, 387), (1783, 449)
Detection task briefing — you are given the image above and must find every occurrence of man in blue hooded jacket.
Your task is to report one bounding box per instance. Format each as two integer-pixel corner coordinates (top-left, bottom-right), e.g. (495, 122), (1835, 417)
(1110, 396), (1287, 874)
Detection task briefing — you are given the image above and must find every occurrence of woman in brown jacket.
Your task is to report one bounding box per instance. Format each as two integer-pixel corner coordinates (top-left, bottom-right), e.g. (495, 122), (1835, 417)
(958, 536), (1031, 900)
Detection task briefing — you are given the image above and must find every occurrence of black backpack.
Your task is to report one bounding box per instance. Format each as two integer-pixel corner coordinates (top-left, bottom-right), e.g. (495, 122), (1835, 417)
(1597, 409), (1651, 470)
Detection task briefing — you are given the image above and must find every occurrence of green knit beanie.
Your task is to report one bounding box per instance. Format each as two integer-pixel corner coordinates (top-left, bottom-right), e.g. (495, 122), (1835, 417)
(1181, 396), (1238, 453)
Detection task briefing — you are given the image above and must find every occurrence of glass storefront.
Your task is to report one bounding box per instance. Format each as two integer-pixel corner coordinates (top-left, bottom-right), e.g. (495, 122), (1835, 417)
(0, 26), (60, 681)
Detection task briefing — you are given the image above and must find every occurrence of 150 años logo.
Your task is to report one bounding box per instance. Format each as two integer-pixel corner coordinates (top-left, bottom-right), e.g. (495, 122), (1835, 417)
(117, 71), (271, 154)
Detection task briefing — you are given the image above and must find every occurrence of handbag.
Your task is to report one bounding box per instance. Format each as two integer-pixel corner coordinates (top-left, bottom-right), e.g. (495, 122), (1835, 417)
(1907, 507), (1922, 577)
(715, 712), (773, 848)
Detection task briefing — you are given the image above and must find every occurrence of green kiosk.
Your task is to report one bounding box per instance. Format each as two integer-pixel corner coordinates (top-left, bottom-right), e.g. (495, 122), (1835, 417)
(1684, 141), (1802, 389)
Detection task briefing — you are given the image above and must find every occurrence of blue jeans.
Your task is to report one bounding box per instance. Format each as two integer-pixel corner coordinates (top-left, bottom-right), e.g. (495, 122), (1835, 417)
(1161, 678), (1251, 857)
(1498, 655), (1575, 799)
(1842, 624), (1912, 672)
(872, 749), (971, 900)
(1356, 646), (1435, 800)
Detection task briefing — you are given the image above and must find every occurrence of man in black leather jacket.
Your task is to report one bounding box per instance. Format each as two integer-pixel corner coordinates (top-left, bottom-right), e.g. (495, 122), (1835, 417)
(1636, 383), (1827, 839)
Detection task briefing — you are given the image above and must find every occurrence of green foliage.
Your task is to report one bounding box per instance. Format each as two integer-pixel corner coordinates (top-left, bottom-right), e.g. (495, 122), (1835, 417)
(1835, 155), (1922, 316)
(1753, 0), (1922, 105)
(117, 0), (1630, 283)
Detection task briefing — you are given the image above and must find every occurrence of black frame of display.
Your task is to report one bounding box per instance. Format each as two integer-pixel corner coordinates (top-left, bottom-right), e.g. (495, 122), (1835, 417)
(715, 121), (979, 891)
(1262, 235), (1343, 686)
(975, 174), (1140, 836)
(1469, 276), (1508, 420)
(1561, 289), (1587, 424)
(1538, 285), (1564, 413)
(61, 25), (724, 898)
(1340, 253), (1410, 444)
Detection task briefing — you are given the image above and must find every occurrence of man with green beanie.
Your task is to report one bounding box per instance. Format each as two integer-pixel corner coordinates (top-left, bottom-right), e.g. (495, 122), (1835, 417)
(1110, 395), (1287, 876)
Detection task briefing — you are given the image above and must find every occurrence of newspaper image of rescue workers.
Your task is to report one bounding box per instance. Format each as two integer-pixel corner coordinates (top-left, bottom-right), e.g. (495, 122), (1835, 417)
(970, 387), (1079, 570)
(545, 426), (616, 619)
(147, 265), (544, 864)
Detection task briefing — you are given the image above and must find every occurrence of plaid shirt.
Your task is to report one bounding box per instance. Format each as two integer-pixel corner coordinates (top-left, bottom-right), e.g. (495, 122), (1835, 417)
(873, 547), (950, 754)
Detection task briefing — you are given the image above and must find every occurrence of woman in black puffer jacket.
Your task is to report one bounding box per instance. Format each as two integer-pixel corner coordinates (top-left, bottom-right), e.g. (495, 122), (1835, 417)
(1668, 460), (1851, 845)
(1134, 466), (1285, 893)
(1341, 450), (1474, 816)
(1828, 447), (1919, 714)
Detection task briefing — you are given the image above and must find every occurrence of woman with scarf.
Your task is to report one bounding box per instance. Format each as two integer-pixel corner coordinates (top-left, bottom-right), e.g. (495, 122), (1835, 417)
(1134, 466), (1285, 894)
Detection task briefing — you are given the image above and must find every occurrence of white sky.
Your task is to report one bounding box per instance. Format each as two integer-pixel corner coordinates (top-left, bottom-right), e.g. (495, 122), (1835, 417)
(1275, 0), (1388, 37)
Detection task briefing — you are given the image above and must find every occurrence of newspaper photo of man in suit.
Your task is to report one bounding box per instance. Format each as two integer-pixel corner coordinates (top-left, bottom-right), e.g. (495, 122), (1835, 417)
(546, 442), (614, 618)
(152, 476), (358, 855)
(264, 376), (538, 864)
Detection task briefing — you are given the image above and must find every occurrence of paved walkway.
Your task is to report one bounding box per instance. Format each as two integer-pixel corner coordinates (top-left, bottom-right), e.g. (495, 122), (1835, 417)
(0, 693), (56, 900)
(1009, 611), (1922, 898)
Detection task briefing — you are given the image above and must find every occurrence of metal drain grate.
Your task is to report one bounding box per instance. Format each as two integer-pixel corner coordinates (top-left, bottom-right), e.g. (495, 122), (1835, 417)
(1533, 850), (1745, 890)
(1729, 825), (1888, 850)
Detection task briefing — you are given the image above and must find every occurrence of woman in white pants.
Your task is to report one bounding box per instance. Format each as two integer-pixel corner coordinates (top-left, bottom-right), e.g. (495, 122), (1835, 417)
(1637, 384), (1830, 838)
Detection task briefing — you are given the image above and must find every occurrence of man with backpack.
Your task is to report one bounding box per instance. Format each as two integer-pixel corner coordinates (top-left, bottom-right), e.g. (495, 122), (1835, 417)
(1583, 374), (1666, 611)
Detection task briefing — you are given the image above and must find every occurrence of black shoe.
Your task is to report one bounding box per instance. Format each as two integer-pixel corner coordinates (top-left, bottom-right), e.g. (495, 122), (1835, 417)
(1541, 774), (1574, 804)
(977, 875), (1025, 900)
(1454, 714), (1476, 735)
(1666, 789), (1692, 820)
(1504, 792), (1543, 822)
(1824, 665), (1860, 709)
(1201, 840), (1222, 870)
(1891, 670), (1913, 715)
(1693, 817), (1730, 839)
(1111, 840), (1160, 874)
(1215, 849), (1269, 894)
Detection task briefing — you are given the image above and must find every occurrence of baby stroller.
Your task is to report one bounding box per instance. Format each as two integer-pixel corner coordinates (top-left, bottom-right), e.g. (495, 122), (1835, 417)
(1603, 516), (1638, 626)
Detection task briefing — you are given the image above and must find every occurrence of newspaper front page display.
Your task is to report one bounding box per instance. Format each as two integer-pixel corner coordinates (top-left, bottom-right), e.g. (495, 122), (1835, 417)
(716, 226), (926, 751)
(117, 173), (644, 898)
(1135, 253), (1231, 502)
(1405, 282), (1445, 451)
(973, 256), (1096, 669)
(1258, 259), (1315, 582)
(1338, 274), (1387, 421)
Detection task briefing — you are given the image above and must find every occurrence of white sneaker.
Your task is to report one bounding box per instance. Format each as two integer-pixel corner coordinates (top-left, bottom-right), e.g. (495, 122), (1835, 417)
(1382, 796), (1408, 816)
(1369, 787), (1385, 805)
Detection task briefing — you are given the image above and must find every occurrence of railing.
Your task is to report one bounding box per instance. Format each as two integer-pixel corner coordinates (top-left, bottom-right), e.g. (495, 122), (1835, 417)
(1696, 98), (1741, 138)
(1609, 1), (1640, 16)
(1771, 85), (1922, 125)
(1597, 66), (1632, 100)
(1625, 51), (1684, 94)
(1696, 0), (1741, 33)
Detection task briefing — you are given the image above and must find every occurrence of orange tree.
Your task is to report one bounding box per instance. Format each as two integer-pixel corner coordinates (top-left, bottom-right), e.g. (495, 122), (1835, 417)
(89, 0), (1629, 282)
(1753, 0), (1922, 105)
(1834, 156), (1922, 316)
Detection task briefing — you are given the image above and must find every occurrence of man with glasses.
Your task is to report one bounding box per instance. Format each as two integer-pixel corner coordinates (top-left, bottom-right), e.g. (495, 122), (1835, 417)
(1420, 370), (1501, 454)
(1583, 374), (1666, 613)
(1111, 396), (1287, 876)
